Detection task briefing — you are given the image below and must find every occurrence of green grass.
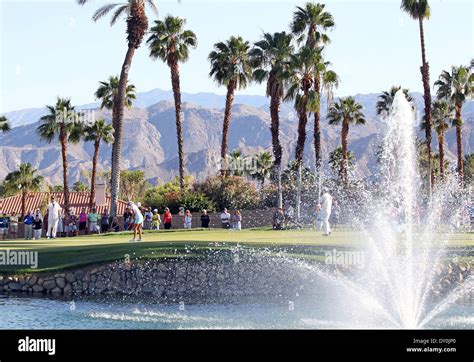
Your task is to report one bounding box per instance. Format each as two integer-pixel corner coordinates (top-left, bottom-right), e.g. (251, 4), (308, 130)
(0, 228), (472, 274)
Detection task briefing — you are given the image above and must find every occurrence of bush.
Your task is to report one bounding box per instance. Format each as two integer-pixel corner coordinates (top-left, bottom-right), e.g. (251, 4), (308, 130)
(143, 185), (215, 214)
(193, 176), (261, 210)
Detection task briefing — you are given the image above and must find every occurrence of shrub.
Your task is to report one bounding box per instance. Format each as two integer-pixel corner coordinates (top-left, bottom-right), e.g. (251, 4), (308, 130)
(193, 176), (260, 210)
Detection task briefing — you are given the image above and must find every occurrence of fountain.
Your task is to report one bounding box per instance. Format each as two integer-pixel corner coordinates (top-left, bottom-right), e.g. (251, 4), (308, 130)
(292, 90), (473, 329)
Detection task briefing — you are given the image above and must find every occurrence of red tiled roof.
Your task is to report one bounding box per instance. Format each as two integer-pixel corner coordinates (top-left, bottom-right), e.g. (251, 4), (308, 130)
(0, 192), (128, 215)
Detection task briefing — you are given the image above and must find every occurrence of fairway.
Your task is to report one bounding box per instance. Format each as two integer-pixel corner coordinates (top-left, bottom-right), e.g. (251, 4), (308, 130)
(0, 228), (472, 273)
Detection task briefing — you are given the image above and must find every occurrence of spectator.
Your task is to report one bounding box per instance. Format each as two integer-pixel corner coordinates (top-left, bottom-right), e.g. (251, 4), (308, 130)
(315, 204), (323, 231)
(285, 204), (295, 226)
(23, 212), (35, 240)
(220, 208), (231, 229)
(46, 196), (62, 239)
(232, 210), (242, 230)
(101, 209), (110, 233)
(331, 200), (341, 230)
(88, 207), (99, 234)
(58, 210), (66, 238)
(184, 210), (192, 229)
(200, 210), (210, 228)
(151, 209), (161, 230)
(110, 217), (120, 232)
(123, 207), (132, 231)
(68, 210), (78, 237)
(163, 207), (172, 230)
(0, 213), (9, 240)
(33, 213), (43, 240)
(273, 207), (285, 230)
(78, 208), (88, 235)
(9, 213), (19, 240)
(144, 208), (153, 230)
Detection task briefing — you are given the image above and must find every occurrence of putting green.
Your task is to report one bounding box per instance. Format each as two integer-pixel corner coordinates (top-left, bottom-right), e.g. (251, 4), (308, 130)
(0, 228), (472, 273)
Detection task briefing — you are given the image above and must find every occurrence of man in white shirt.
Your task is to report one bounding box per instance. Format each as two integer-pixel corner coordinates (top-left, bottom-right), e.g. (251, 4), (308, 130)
(320, 190), (333, 236)
(220, 208), (231, 229)
(47, 196), (62, 239)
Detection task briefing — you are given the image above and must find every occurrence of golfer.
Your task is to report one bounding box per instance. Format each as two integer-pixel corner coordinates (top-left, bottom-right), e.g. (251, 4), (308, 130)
(129, 201), (144, 242)
(320, 189), (333, 236)
(46, 196), (62, 239)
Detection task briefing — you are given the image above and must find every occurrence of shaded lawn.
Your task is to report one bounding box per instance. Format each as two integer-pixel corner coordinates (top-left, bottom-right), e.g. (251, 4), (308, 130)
(0, 228), (472, 273)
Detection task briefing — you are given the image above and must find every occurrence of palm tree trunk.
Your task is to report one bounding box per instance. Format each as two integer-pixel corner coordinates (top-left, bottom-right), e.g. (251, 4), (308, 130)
(269, 92), (283, 208)
(170, 61), (186, 192)
(21, 190), (27, 218)
(340, 120), (349, 184)
(110, 46), (136, 217)
(455, 105), (464, 184)
(418, 17), (433, 194)
(314, 72), (322, 170)
(60, 127), (70, 214)
(438, 131), (445, 179)
(220, 79), (237, 177)
(314, 71), (322, 203)
(89, 138), (100, 208)
(295, 101), (308, 222)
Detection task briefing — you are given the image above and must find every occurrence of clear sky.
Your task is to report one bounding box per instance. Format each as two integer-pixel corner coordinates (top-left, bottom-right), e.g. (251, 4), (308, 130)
(0, 0), (473, 112)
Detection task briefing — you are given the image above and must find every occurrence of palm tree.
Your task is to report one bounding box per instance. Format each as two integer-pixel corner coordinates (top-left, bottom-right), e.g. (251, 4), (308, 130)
(147, 16), (197, 192)
(401, 0), (433, 193)
(229, 149), (245, 177)
(250, 31), (294, 207)
(250, 151), (273, 187)
(37, 98), (82, 214)
(284, 46), (319, 220)
(84, 119), (114, 208)
(0, 116), (11, 132)
(77, 0), (157, 219)
(329, 146), (355, 174)
(327, 97), (366, 183)
(4, 163), (44, 217)
(429, 100), (454, 179)
(95, 75), (136, 131)
(291, 2), (335, 171)
(434, 65), (473, 183)
(209, 36), (253, 177)
(376, 86), (414, 118)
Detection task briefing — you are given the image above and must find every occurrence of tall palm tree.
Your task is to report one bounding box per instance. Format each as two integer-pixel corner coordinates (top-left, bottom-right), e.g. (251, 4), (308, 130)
(327, 97), (366, 183)
(147, 16), (197, 192)
(250, 31), (294, 207)
(284, 46), (319, 220)
(4, 163), (44, 217)
(37, 98), (82, 214)
(95, 75), (136, 131)
(84, 119), (114, 208)
(250, 151), (273, 187)
(429, 100), (454, 180)
(376, 86), (414, 118)
(401, 0), (433, 193)
(209, 36), (253, 177)
(0, 116), (11, 132)
(77, 0), (157, 218)
(434, 65), (473, 183)
(291, 2), (335, 171)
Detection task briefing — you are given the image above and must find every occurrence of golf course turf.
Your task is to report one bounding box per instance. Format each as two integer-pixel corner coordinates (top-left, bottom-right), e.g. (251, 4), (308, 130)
(0, 228), (472, 273)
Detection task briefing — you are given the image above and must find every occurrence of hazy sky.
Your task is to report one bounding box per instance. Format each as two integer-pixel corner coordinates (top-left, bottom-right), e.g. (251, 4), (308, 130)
(1, 0), (473, 112)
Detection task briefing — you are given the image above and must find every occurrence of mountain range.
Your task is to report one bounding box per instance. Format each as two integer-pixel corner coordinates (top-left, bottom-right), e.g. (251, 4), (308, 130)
(0, 89), (472, 186)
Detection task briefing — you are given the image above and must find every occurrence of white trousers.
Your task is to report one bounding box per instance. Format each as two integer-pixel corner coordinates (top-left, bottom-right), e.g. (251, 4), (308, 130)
(47, 218), (59, 238)
(321, 211), (331, 235)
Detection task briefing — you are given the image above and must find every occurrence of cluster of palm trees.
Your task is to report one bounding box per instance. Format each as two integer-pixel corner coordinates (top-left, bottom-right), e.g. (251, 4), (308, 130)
(1, 0), (471, 220)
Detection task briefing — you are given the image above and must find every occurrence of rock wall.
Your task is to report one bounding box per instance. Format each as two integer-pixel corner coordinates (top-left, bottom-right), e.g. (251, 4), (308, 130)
(0, 255), (314, 302)
(0, 255), (471, 303)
